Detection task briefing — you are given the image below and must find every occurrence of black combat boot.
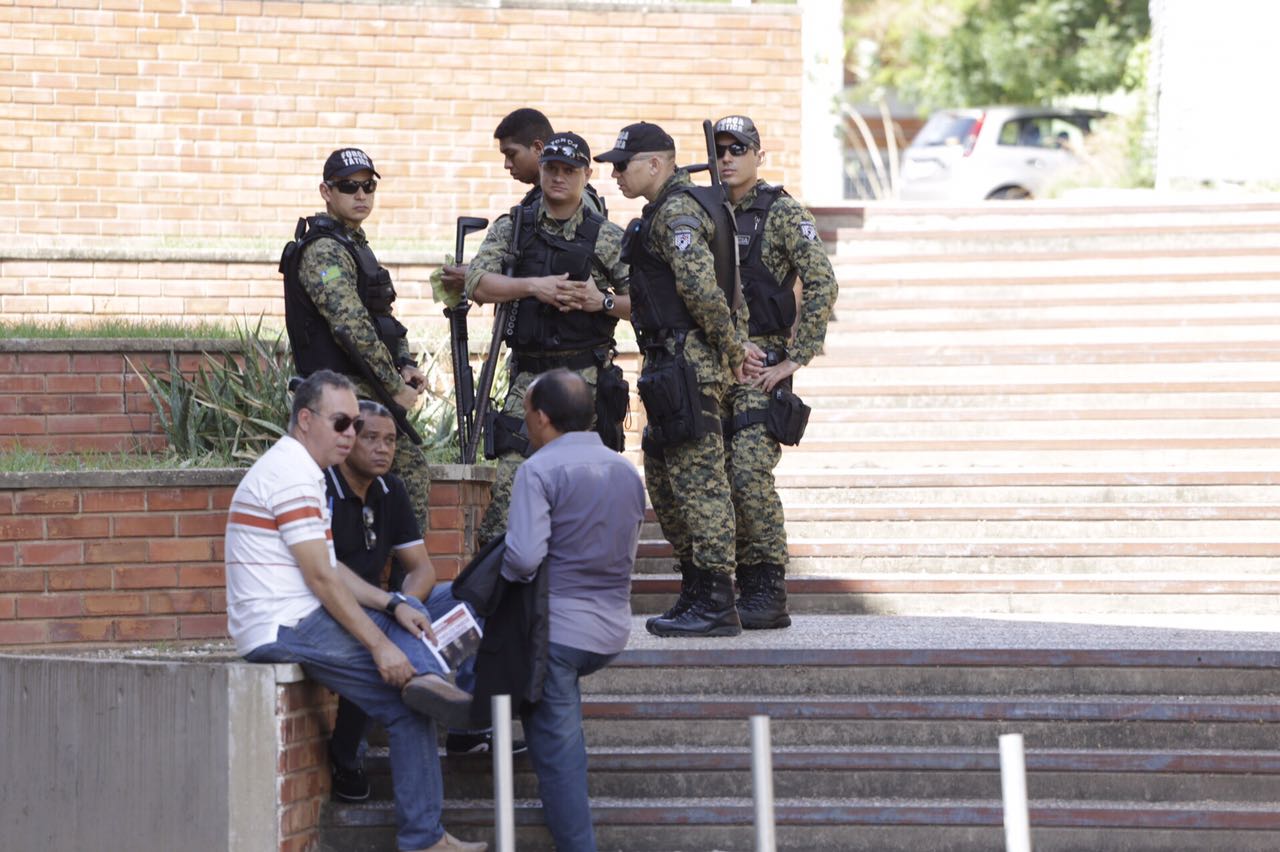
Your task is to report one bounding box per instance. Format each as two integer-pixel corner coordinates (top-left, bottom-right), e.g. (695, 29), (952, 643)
(646, 568), (743, 637)
(736, 563), (791, 630)
(644, 561), (698, 632)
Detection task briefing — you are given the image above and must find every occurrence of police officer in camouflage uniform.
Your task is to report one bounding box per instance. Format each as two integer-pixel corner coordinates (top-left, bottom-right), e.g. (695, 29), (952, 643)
(441, 109), (606, 295)
(281, 148), (433, 526)
(596, 122), (756, 638)
(714, 116), (837, 629)
(464, 132), (631, 546)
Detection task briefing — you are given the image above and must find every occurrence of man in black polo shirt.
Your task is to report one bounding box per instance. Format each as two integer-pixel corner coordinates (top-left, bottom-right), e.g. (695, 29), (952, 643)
(325, 401), (519, 802)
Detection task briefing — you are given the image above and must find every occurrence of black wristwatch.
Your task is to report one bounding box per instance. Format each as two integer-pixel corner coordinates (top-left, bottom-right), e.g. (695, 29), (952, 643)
(385, 591), (409, 616)
(601, 293), (615, 313)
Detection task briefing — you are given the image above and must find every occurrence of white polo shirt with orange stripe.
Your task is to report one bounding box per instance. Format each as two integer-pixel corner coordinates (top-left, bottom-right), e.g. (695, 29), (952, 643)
(225, 434), (336, 656)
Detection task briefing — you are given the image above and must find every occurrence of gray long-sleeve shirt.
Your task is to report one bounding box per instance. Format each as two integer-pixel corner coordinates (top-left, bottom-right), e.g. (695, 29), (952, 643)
(502, 430), (645, 655)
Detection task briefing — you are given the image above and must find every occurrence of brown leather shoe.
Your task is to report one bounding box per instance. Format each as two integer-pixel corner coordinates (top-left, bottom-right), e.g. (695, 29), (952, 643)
(412, 830), (487, 851)
(400, 674), (472, 729)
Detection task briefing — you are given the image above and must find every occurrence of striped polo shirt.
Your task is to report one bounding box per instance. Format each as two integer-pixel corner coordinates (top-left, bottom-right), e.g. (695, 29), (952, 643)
(225, 434), (335, 656)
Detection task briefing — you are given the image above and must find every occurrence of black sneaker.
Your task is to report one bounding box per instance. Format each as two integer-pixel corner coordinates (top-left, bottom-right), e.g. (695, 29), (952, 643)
(330, 759), (370, 802)
(446, 731), (528, 755)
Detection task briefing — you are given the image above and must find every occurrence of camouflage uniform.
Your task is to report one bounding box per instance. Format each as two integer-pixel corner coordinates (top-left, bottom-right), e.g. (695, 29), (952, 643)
(463, 199), (628, 546)
(638, 171), (748, 580)
(296, 219), (433, 525)
(726, 183), (837, 566)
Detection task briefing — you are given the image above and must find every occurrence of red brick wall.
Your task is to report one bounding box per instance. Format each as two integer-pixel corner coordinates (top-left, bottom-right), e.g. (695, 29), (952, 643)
(0, 467), (493, 647)
(0, 341), (230, 453)
(277, 677), (338, 852)
(0, 0), (804, 253)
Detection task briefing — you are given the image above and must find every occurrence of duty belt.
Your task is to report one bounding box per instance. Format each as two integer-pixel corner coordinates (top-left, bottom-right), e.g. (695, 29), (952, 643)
(511, 349), (601, 374)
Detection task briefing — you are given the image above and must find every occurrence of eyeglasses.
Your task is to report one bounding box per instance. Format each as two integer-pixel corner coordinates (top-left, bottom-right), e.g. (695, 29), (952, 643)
(307, 408), (364, 434)
(326, 178), (378, 195)
(716, 142), (751, 158)
(361, 505), (377, 551)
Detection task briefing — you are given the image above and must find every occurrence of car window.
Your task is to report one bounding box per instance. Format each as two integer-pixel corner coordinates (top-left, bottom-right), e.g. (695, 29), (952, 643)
(1047, 118), (1086, 150)
(997, 117), (1056, 149)
(914, 113), (979, 147)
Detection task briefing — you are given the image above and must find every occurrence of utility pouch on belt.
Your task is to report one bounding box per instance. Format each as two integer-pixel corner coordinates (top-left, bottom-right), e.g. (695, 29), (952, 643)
(594, 361), (629, 452)
(483, 410), (531, 459)
(637, 355), (717, 452)
(764, 387), (810, 446)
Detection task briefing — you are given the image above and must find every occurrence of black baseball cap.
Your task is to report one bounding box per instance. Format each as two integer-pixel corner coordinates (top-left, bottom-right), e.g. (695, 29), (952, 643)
(714, 115), (761, 149)
(540, 132), (591, 168)
(593, 122), (676, 164)
(323, 148), (381, 180)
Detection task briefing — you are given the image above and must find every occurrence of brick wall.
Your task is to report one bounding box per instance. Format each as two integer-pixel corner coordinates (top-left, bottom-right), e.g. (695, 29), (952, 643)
(0, 0), (803, 253)
(0, 465), (494, 647)
(277, 674), (338, 852)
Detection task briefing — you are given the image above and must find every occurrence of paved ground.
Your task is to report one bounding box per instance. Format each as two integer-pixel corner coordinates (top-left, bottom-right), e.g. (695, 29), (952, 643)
(623, 613), (1280, 653)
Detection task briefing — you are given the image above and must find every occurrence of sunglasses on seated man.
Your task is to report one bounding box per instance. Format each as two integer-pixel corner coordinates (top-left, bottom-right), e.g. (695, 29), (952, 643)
(326, 178), (378, 195)
(308, 408), (365, 434)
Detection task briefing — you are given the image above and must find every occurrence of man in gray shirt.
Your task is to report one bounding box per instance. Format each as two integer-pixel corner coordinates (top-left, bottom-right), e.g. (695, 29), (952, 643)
(502, 369), (645, 852)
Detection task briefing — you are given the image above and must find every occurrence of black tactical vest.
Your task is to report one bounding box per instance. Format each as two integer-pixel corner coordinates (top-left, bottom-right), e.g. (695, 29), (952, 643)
(735, 185), (798, 336)
(624, 179), (741, 339)
(502, 203), (618, 352)
(278, 215), (407, 378)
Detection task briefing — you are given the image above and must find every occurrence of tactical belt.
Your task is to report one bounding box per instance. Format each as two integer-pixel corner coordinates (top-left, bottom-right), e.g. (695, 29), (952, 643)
(725, 408), (767, 438)
(511, 349), (601, 374)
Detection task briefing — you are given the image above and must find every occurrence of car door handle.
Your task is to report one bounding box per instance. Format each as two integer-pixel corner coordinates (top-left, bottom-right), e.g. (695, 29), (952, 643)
(1026, 158), (1046, 168)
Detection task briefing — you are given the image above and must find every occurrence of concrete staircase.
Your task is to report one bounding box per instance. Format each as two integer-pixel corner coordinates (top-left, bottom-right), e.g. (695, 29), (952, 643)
(322, 198), (1280, 850)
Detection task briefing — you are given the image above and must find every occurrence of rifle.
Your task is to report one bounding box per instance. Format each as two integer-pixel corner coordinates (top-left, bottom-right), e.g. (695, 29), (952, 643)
(446, 216), (490, 462)
(332, 327), (424, 446)
(463, 205), (524, 465)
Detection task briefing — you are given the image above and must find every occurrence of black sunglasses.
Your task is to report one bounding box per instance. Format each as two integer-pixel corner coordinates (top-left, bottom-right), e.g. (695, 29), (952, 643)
(716, 142), (751, 158)
(327, 178), (378, 195)
(361, 505), (377, 551)
(307, 408), (364, 434)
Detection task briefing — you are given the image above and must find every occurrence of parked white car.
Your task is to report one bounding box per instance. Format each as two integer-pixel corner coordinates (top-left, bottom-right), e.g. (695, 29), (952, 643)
(898, 106), (1107, 201)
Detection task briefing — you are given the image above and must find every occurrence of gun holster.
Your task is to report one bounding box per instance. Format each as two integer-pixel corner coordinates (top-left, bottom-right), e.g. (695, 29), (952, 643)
(594, 357), (629, 452)
(484, 409), (532, 460)
(637, 353), (719, 455)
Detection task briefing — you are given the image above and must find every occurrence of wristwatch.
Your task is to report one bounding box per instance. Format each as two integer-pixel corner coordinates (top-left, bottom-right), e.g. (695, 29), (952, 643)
(385, 591), (409, 616)
(601, 293), (615, 313)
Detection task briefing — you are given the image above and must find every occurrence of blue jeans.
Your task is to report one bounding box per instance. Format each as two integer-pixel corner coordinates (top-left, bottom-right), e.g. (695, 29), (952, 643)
(330, 583), (480, 769)
(245, 595), (450, 851)
(520, 642), (618, 852)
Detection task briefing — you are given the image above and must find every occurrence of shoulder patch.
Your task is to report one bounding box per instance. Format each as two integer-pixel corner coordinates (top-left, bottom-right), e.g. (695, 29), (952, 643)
(799, 221), (818, 242)
(667, 214), (701, 232)
(319, 265), (344, 280)
(672, 229), (693, 252)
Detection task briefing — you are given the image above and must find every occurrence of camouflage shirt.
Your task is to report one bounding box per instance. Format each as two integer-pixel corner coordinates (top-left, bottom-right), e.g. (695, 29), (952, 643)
(734, 181), (837, 366)
(463, 198), (628, 300)
(642, 170), (748, 385)
(296, 214), (409, 397)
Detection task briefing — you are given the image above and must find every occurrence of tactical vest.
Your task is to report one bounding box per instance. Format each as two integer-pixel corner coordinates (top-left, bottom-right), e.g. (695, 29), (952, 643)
(278, 215), (407, 378)
(502, 203), (618, 352)
(735, 184), (798, 336)
(520, 183), (609, 220)
(624, 178), (741, 340)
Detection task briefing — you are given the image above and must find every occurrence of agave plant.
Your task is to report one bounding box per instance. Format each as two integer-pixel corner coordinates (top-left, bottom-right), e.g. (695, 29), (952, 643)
(130, 319), (292, 466)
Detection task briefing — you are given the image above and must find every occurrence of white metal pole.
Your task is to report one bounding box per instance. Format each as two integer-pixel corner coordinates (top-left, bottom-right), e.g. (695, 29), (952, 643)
(492, 694), (515, 852)
(751, 714), (777, 852)
(999, 733), (1032, 852)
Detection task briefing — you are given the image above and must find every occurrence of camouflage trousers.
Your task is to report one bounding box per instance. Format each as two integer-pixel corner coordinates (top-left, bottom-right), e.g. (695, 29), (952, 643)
(351, 377), (432, 530)
(476, 363), (599, 547)
(643, 380), (736, 577)
(724, 381), (787, 567)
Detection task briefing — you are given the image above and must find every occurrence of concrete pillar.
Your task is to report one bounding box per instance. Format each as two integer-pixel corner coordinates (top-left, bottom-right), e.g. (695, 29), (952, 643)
(799, 0), (845, 203)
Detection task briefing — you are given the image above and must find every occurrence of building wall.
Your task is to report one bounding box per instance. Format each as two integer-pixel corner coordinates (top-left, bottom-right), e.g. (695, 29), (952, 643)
(1150, 0), (1280, 188)
(0, 0), (805, 256)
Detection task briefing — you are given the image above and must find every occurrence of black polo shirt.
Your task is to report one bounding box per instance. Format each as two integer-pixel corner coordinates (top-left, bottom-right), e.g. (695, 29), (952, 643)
(324, 466), (423, 588)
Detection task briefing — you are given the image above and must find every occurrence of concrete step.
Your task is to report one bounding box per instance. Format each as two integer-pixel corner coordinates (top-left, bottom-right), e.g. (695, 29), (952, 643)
(835, 279), (1280, 308)
(830, 250), (1280, 278)
(803, 341), (1280, 368)
(359, 745), (1280, 808)
(825, 199), (1280, 233)
(817, 324), (1280, 348)
(835, 224), (1280, 257)
(759, 418), (1280, 440)
(321, 797), (1280, 852)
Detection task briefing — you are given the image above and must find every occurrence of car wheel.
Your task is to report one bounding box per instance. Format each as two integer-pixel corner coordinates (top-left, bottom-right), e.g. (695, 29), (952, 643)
(987, 186), (1032, 200)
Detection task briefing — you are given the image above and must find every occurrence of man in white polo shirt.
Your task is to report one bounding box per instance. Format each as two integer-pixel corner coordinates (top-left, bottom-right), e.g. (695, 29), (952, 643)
(224, 370), (486, 852)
